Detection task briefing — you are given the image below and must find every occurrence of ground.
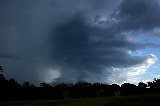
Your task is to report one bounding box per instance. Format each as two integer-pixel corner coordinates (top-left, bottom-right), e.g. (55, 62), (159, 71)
(0, 94), (160, 106)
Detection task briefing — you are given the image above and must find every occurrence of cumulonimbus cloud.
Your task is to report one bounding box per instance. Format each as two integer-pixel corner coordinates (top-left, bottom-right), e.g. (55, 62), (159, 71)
(0, 0), (160, 84)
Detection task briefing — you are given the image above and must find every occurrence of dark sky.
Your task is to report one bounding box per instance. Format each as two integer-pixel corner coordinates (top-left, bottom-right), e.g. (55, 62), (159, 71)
(0, 0), (160, 84)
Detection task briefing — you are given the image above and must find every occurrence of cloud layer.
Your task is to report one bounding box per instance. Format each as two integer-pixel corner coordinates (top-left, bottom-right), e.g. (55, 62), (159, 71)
(0, 0), (160, 84)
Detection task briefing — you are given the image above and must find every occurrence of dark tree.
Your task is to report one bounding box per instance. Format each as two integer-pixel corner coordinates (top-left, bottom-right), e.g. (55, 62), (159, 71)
(40, 82), (51, 88)
(22, 82), (30, 88)
(8, 78), (21, 88)
(138, 81), (147, 89)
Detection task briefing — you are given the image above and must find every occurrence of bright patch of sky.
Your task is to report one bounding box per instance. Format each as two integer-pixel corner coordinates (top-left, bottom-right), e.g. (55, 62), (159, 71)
(129, 34), (160, 84)
(108, 54), (158, 85)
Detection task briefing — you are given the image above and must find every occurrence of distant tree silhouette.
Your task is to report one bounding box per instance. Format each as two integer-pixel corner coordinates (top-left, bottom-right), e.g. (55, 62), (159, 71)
(121, 83), (137, 95)
(0, 74), (8, 88)
(154, 78), (160, 88)
(40, 82), (51, 88)
(22, 82), (30, 87)
(30, 84), (36, 87)
(147, 81), (155, 89)
(111, 84), (121, 96)
(8, 78), (21, 88)
(138, 81), (147, 89)
(147, 78), (160, 89)
(0, 66), (4, 77)
(2, 64), (160, 100)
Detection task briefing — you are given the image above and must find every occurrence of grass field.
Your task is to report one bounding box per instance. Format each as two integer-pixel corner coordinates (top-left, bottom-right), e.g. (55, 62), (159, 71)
(0, 94), (160, 106)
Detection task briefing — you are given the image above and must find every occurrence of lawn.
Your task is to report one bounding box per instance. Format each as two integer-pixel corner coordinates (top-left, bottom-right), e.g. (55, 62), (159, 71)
(0, 94), (160, 106)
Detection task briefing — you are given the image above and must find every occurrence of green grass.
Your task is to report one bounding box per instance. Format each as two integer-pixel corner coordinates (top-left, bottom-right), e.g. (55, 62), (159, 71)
(1, 94), (160, 106)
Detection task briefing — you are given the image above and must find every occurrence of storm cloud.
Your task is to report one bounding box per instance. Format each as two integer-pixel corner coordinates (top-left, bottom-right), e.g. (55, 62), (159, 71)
(50, 14), (149, 83)
(0, 0), (159, 84)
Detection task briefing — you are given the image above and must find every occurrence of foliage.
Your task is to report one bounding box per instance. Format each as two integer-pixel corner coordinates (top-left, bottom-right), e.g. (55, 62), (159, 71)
(1, 65), (160, 100)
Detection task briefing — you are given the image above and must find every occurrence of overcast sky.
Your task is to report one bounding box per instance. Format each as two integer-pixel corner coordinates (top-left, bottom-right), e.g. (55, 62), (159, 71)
(0, 0), (160, 84)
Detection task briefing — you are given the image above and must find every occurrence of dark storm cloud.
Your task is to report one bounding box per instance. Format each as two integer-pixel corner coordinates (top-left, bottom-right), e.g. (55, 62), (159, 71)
(50, 14), (148, 82)
(0, 0), (159, 83)
(112, 0), (160, 33)
(50, 0), (160, 82)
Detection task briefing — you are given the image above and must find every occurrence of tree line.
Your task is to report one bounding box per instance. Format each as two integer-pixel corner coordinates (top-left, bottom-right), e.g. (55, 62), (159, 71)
(1, 74), (160, 100)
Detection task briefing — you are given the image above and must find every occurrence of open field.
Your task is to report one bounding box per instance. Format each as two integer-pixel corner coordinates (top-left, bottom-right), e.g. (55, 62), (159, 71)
(0, 94), (160, 106)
